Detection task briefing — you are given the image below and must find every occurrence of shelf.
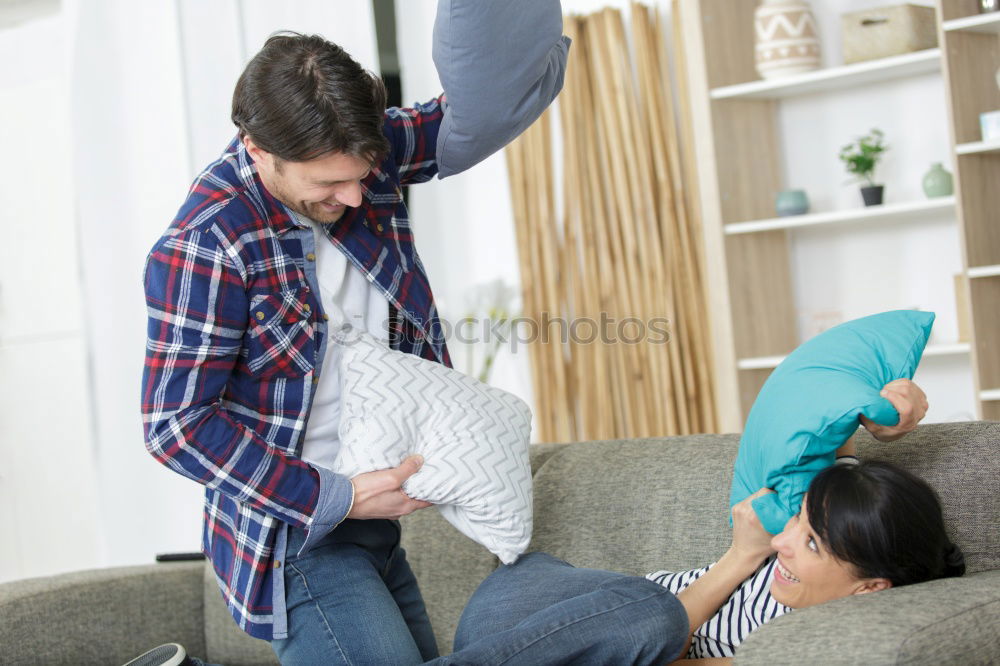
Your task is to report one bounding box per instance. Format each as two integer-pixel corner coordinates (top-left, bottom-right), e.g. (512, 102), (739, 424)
(968, 264), (1000, 278)
(710, 49), (941, 101)
(943, 13), (1000, 34)
(956, 139), (1000, 155)
(724, 198), (955, 236)
(736, 343), (971, 371)
(981, 389), (1000, 401)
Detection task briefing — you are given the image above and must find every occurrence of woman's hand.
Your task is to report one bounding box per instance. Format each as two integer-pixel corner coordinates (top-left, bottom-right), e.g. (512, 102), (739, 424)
(859, 379), (928, 442)
(729, 488), (777, 566)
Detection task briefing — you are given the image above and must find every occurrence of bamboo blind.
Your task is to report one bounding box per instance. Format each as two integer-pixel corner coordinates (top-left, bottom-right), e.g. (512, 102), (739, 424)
(506, 2), (717, 443)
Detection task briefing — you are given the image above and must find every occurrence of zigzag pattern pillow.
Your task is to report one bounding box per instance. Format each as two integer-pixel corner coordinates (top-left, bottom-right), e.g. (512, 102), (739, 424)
(336, 330), (533, 563)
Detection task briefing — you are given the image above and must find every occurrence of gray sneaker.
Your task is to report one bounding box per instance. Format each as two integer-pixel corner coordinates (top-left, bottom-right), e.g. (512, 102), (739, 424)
(122, 643), (194, 666)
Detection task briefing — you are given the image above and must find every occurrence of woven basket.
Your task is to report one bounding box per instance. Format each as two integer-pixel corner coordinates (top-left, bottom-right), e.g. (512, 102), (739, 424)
(841, 4), (938, 64)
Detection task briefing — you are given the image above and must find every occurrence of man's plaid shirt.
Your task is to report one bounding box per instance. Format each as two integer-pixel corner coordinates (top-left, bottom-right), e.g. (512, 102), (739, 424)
(141, 97), (450, 640)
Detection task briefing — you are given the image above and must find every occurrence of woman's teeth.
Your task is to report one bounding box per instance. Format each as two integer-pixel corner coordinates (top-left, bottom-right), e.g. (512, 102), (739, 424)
(777, 561), (800, 583)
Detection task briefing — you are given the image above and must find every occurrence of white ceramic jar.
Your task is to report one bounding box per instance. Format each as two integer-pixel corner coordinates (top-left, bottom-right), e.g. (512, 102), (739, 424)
(755, 0), (822, 79)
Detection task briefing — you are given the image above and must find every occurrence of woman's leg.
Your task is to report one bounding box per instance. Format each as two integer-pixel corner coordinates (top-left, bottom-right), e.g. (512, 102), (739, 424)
(430, 552), (687, 666)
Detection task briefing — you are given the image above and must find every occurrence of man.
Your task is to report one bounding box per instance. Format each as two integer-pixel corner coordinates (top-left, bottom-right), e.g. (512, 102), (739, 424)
(141, 3), (569, 663)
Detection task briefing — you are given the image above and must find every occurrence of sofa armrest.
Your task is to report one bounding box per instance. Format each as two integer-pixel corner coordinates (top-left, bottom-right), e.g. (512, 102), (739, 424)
(0, 562), (205, 665)
(734, 569), (1000, 665)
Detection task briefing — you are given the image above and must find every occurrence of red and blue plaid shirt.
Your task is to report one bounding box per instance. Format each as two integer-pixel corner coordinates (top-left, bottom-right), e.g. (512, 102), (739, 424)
(142, 97), (450, 640)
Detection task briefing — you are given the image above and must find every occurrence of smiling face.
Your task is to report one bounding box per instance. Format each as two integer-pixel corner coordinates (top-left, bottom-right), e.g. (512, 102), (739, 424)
(769, 496), (891, 609)
(243, 135), (372, 224)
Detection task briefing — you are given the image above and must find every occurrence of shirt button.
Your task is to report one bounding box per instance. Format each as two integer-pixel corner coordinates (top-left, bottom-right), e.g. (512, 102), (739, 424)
(312, 376), (319, 385)
(376, 223), (384, 233)
(322, 314), (330, 321)
(306, 253), (316, 262)
(255, 311), (265, 321)
(303, 303), (311, 313)
(274, 560), (281, 569)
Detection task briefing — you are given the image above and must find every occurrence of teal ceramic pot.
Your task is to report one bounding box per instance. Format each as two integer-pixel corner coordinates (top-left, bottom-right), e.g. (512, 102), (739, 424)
(775, 189), (810, 217)
(922, 163), (954, 198)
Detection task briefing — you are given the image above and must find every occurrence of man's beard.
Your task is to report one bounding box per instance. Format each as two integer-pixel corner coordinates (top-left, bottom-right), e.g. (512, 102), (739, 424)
(264, 175), (347, 224)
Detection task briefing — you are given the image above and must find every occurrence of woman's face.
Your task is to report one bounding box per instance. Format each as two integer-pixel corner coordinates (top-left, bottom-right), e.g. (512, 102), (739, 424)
(769, 496), (890, 608)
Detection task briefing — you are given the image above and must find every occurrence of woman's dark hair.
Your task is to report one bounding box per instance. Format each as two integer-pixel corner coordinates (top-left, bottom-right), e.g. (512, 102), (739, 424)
(806, 461), (965, 587)
(231, 31), (390, 164)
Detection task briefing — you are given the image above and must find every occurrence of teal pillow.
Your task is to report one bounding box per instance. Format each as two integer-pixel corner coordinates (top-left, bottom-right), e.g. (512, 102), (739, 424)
(730, 310), (935, 534)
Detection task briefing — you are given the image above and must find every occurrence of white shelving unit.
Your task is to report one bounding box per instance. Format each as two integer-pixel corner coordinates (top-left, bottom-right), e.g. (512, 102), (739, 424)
(955, 139), (1000, 155)
(710, 49), (941, 100)
(942, 12), (1000, 34)
(968, 265), (1000, 279)
(737, 343), (972, 371)
(679, 0), (991, 427)
(724, 198), (955, 236)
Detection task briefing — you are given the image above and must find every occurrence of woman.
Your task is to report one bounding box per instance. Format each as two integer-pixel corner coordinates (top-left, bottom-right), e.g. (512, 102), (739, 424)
(427, 382), (964, 665)
(428, 459), (965, 665)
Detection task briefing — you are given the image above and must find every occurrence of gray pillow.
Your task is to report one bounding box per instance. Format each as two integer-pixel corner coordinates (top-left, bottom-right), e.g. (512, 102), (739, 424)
(433, 0), (571, 178)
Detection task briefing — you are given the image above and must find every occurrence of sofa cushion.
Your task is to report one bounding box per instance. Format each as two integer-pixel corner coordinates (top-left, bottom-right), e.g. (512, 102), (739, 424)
(731, 310), (934, 534)
(203, 565), (277, 665)
(0, 563), (205, 666)
(399, 442), (565, 655)
(528, 435), (741, 575)
(735, 569), (1000, 665)
(854, 421), (1000, 575)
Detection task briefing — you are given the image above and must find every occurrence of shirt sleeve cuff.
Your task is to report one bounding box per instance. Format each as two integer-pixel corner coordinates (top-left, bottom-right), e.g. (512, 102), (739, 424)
(297, 465), (355, 555)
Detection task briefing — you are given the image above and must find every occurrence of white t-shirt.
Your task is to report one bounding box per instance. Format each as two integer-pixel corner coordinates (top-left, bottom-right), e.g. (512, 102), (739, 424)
(296, 214), (389, 470)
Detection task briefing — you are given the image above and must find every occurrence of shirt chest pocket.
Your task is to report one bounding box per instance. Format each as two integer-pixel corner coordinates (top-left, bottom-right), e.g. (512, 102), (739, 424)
(246, 287), (316, 379)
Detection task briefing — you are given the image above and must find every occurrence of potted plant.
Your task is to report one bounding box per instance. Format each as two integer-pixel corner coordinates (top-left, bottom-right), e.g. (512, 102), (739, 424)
(839, 128), (888, 206)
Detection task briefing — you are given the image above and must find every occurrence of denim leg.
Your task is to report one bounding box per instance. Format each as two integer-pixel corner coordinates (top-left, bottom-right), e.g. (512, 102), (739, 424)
(430, 552), (688, 666)
(453, 552), (627, 648)
(384, 544), (439, 660)
(271, 521), (435, 666)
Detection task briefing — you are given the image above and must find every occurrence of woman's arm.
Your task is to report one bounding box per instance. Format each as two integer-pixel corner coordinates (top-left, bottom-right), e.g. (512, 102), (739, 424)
(672, 489), (776, 660)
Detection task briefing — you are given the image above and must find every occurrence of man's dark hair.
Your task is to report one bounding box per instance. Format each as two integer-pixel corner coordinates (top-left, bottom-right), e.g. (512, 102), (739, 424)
(232, 31), (390, 164)
(807, 460), (965, 588)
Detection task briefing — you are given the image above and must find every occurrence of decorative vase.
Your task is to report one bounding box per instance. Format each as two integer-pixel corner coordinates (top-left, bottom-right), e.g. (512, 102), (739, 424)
(922, 163), (954, 198)
(754, 0), (822, 80)
(860, 185), (884, 206)
(775, 189), (810, 216)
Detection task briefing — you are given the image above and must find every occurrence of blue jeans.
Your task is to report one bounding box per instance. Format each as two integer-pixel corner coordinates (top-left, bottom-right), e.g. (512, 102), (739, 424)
(271, 519), (439, 665)
(426, 552), (688, 665)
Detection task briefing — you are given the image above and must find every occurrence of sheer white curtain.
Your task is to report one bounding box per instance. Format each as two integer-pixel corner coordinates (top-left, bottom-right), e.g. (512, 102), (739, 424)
(0, 0), (380, 580)
(0, 11), (101, 584)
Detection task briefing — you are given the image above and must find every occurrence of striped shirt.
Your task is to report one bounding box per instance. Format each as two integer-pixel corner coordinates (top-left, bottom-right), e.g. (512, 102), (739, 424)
(646, 556), (790, 659)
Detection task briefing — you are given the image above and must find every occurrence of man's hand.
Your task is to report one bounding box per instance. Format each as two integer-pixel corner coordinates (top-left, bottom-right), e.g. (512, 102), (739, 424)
(859, 378), (928, 442)
(347, 455), (433, 520)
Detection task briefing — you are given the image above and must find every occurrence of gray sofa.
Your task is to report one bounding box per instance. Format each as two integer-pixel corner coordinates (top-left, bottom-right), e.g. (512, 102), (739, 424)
(3, 422), (998, 665)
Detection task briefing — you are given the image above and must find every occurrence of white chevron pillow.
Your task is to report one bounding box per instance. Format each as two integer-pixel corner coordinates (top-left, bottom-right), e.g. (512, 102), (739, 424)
(336, 330), (533, 563)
